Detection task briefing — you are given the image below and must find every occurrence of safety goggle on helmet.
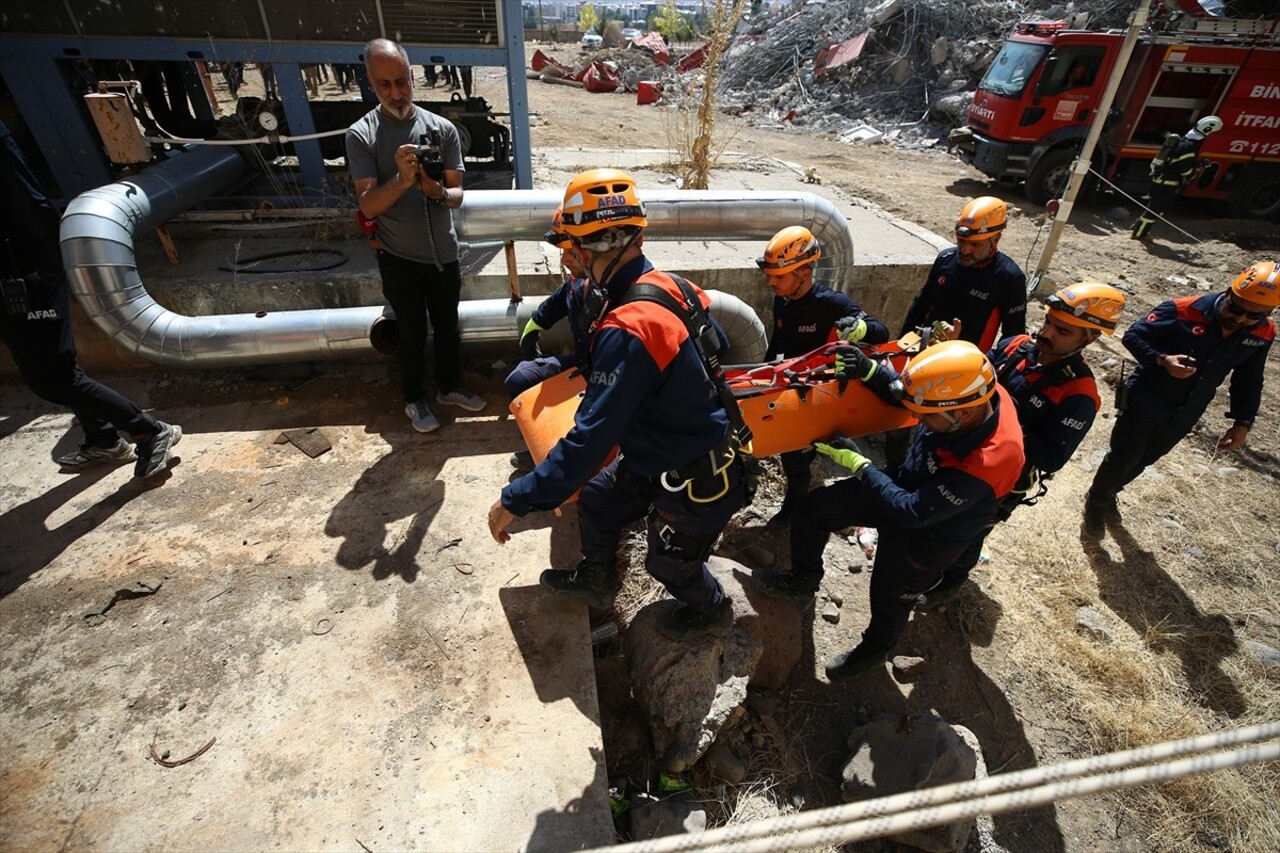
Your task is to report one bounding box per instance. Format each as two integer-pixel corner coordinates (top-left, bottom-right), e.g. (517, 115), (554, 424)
(757, 225), (821, 275)
(559, 168), (647, 241)
(543, 205), (574, 249)
(954, 196), (1007, 241)
(1229, 261), (1280, 310)
(1044, 282), (1126, 335)
(899, 340), (997, 414)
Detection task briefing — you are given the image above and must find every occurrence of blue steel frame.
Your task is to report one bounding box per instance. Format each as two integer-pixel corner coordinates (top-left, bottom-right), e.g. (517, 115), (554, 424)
(0, 0), (532, 204)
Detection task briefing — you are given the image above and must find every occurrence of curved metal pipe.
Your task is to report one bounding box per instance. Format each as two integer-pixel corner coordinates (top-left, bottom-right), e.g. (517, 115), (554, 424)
(61, 151), (847, 367)
(455, 189), (856, 293)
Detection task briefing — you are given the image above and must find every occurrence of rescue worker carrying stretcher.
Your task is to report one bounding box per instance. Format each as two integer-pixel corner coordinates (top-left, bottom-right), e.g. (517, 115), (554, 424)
(760, 340), (1024, 680)
(885, 196), (1027, 467)
(503, 206), (591, 472)
(929, 282), (1125, 605)
(757, 225), (889, 528)
(488, 169), (753, 641)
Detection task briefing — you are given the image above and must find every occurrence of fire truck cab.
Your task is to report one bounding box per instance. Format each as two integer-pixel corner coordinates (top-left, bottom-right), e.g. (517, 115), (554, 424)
(950, 12), (1280, 219)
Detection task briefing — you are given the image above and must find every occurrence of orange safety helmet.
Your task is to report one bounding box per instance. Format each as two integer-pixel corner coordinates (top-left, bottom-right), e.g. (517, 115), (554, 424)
(900, 340), (997, 414)
(1229, 261), (1280, 309)
(954, 196), (1007, 242)
(559, 168), (647, 239)
(757, 225), (821, 275)
(1044, 282), (1126, 335)
(544, 205), (573, 249)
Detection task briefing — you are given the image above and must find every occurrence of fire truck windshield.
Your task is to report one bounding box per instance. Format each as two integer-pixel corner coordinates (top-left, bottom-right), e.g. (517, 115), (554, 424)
(980, 41), (1048, 97)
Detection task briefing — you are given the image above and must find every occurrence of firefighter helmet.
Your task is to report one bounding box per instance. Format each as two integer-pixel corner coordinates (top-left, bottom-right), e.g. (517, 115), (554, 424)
(559, 168), (647, 239)
(954, 196), (1008, 242)
(1195, 115), (1223, 135)
(1229, 261), (1280, 309)
(543, 205), (573, 249)
(899, 340), (998, 414)
(757, 226), (821, 275)
(1044, 282), (1126, 335)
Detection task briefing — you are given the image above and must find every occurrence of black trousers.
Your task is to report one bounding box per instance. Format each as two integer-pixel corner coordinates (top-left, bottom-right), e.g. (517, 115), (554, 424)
(579, 456), (750, 612)
(791, 476), (980, 651)
(375, 251), (463, 403)
(1089, 404), (1191, 501)
(0, 277), (158, 446)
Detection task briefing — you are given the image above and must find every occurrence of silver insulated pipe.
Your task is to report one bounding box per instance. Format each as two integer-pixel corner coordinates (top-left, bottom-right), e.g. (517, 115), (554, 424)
(62, 149), (855, 368)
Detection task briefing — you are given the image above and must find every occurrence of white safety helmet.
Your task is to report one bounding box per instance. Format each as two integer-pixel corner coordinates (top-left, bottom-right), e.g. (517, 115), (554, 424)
(1195, 115), (1223, 135)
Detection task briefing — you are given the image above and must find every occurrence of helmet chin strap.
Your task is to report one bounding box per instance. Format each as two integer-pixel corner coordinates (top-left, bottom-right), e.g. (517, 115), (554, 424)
(581, 228), (643, 294)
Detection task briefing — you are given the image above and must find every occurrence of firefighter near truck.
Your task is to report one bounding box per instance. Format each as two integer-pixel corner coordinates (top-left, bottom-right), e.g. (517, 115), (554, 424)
(949, 8), (1280, 220)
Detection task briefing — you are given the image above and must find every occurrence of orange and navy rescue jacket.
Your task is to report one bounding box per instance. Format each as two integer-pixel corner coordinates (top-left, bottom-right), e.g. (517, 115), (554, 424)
(1122, 292), (1275, 428)
(858, 377), (1025, 551)
(501, 256), (732, 516)
(899, 247), (1027, 352)
(989, 334), (1100, 477)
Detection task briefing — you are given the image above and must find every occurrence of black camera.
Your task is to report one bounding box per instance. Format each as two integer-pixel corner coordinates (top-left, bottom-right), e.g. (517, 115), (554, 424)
(415, 130), (445, 182)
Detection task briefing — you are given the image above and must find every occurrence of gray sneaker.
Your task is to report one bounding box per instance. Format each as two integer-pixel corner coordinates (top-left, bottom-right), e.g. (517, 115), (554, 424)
(436, 387), (486, 412)
(405, 399), (441, 433)
(134, 422), (182, 478)
(57, 438), (136, 472)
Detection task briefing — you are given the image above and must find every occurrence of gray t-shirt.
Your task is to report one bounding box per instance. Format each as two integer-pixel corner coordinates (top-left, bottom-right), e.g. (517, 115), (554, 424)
(345, 106), (465, 265)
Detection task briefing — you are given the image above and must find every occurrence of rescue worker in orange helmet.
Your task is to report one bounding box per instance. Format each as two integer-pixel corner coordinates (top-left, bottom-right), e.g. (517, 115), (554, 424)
(757, 225), (889, 528)
(503, 206), (592, 471)
(1085, 261), (1277, 536)
(899, 196), (1027, 353)
(761, 340), (1025, 680)
(886, 196), (1026, 467)
(929, 282), (1125, 605)
(488, 169), (752, 641)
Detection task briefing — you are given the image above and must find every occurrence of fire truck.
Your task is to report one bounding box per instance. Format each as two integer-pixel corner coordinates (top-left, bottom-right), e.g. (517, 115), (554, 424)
(948, 3), (1280, 219)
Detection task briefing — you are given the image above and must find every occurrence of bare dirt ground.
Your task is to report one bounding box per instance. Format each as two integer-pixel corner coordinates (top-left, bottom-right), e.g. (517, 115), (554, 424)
(1, 52), (1277, 852)
(512, 43), (1280, 850)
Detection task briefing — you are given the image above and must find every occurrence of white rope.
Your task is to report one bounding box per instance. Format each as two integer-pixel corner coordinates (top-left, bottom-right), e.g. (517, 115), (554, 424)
(1086, 165), (1205, 244)
(594, 721), (1280, 853)
(144, 127), (348, 146)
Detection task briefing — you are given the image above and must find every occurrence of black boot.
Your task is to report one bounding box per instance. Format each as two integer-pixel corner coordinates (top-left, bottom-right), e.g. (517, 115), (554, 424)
(539, 560), (620, 609)
(657, 596), (734, 641)
(1083, 490), (1121, 537)
(757, 570), (820, 604)
(510, 449), (535, 472)
(924, 574), (972, 609)
(825, 642), (888, 681)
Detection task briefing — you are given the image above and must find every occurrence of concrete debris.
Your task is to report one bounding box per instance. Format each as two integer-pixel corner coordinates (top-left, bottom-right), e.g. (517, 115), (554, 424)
(1075, 605), (1114, 643)
(842, 712), (979, 852)
(891, 655), (928, 681)
(1244, 640), (1280, 672)
(279, 428), (332, 458)
(822, 602), (842, 623)
(567, 0), (1139, 150)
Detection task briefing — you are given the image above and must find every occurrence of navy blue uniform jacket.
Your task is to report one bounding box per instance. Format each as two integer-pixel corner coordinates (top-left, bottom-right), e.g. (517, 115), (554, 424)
(990, 335), (1100, 477)
(765, 284), (889, 360)
(531, 276), (590, 360)
(1122, 292), (1274, 430)
(502, 257), (732, 516)
(900, 249), (1027, 352)
(860, 365), (1025, 552)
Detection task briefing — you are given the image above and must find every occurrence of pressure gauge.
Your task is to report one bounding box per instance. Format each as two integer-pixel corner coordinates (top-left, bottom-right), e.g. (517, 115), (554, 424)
(258, 112), (279, 132)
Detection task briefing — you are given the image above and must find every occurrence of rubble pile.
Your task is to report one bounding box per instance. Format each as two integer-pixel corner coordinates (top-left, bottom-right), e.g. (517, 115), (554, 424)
(702, 0), (1137, 146)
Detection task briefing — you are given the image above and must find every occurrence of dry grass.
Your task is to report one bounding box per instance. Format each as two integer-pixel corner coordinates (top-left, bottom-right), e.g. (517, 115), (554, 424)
(988, 445), (1280, 851)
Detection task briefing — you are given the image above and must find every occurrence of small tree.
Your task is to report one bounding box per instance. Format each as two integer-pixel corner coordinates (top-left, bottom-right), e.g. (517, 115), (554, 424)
(578, 3), (598, 33)
(652, 1), (686, 42)
(677, 0), (749, 190)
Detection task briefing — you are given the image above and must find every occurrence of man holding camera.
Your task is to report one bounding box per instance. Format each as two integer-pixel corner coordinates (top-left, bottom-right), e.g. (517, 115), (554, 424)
(345, 38), (485, 434)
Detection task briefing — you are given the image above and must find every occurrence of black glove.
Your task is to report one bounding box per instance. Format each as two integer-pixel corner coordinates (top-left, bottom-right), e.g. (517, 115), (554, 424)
(520, 329), (543, 360)
(833, 344), (876, 391)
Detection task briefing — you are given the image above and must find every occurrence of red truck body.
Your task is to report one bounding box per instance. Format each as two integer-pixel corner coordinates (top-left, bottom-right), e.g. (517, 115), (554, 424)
(950, 12), (1280, 219)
